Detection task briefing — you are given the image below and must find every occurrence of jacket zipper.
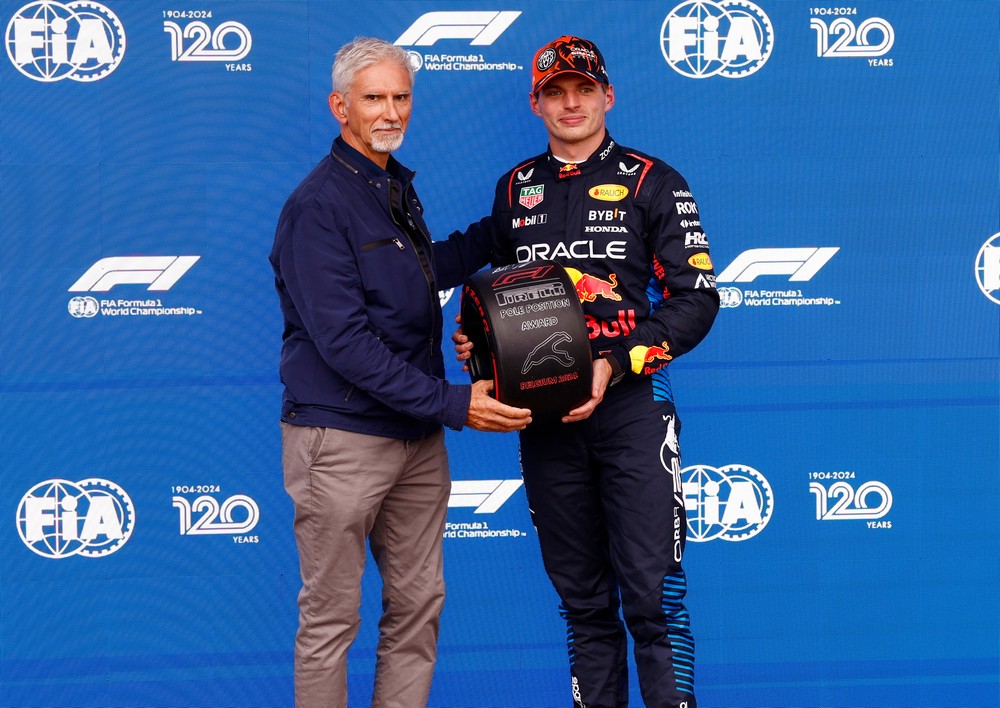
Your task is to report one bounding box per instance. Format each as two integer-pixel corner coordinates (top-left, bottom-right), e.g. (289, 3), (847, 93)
(361, 237), (405, 253)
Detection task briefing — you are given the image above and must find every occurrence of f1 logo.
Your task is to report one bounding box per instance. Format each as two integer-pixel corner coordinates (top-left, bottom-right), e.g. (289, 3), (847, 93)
(69, 256), (200, 292)
(492, 265), (554, 288)
(394, 11), (521, 46)
(717, 247), (839, 283)
(448, 480), (523, 514)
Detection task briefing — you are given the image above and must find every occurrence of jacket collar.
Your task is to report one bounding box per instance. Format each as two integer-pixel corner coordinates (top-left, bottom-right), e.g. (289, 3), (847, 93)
(330, 136), (415, 190)
(546, 131), (617, 179)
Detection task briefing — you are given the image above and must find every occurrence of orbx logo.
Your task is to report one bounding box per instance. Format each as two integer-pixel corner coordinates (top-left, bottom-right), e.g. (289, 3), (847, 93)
(660, 0), (773, 79)
(5, 1), (126, 82)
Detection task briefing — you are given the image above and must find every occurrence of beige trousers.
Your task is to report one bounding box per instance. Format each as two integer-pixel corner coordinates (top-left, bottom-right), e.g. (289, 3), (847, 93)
(281, 423), (450, 708)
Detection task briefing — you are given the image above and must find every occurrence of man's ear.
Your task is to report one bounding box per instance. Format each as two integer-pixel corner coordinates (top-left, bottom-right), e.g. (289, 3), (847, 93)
(329, 92), (347, 124)
(529, 91), (542, 118)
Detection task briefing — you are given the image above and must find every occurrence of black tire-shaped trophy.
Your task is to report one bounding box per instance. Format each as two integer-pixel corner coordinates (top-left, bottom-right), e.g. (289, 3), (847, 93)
(461, 260), (592, 419)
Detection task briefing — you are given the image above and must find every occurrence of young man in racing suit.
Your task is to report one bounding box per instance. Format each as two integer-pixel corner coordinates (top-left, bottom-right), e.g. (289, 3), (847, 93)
(458, 36), (719, 708)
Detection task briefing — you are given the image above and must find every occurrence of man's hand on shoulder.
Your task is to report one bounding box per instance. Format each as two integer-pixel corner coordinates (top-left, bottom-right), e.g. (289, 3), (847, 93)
(465, 380), (532, 432)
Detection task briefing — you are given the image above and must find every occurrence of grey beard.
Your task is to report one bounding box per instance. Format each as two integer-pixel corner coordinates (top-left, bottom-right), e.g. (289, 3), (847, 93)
(371, 131), (404, 153)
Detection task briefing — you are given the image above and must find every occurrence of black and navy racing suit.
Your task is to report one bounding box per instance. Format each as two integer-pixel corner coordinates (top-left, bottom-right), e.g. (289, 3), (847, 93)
(491, 132), (719, 708)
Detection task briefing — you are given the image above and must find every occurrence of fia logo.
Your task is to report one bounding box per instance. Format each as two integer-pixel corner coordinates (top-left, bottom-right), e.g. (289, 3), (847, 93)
(68, 295), (100, 318)
(173, 494), (260, 536)
(975, 233), (1000, 305)
(163, 19), (252, 63)
(660, 0), (774, 79)
(682, 464), (774, 541)
(717, 286), (743, 308)
(16, 478), (136, 558)
(5, 1), (126, 82)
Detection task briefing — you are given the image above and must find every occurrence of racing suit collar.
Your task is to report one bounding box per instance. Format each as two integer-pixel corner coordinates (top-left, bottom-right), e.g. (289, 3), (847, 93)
(546, 131), (617, 178)
(331, 136), (415, 191)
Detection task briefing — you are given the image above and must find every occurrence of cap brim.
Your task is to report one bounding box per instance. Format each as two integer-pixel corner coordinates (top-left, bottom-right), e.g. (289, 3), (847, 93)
(533, 69), (608, 93)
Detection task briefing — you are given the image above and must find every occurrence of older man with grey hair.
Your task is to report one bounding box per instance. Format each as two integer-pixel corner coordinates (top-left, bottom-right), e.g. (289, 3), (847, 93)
(270, 37), (531, 708)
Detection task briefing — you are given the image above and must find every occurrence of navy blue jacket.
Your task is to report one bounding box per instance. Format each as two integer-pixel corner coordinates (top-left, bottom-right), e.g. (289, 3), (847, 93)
(270, 138), (493, 440)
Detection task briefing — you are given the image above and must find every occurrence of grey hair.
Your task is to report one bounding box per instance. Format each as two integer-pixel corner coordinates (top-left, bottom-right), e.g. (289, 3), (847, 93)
(331, 37), (414, 95)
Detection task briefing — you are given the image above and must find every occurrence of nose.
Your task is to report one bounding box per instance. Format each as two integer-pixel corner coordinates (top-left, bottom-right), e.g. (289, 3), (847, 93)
(384, 98), (401, 122)
(562, 90), (581, 110)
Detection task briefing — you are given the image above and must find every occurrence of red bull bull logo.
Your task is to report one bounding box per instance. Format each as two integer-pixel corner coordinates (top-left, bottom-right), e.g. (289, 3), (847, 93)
(558, 162), (581, 179)
(564, 266), (621, 302)
(629, 341), (673, 374)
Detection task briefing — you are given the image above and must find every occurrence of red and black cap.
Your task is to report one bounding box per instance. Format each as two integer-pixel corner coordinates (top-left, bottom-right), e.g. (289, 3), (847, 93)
(531, 36), (609, 94)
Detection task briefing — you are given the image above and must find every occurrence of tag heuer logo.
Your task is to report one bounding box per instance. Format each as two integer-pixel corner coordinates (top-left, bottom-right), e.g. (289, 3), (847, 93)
(519, 185), (544, 209)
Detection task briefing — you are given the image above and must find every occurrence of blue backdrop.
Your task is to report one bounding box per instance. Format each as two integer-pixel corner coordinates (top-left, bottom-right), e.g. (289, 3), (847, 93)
(2, 1), (998, 706)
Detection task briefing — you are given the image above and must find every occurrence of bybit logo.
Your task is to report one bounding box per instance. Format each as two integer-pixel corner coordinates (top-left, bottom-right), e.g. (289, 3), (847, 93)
(6, 1), (126, 82)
